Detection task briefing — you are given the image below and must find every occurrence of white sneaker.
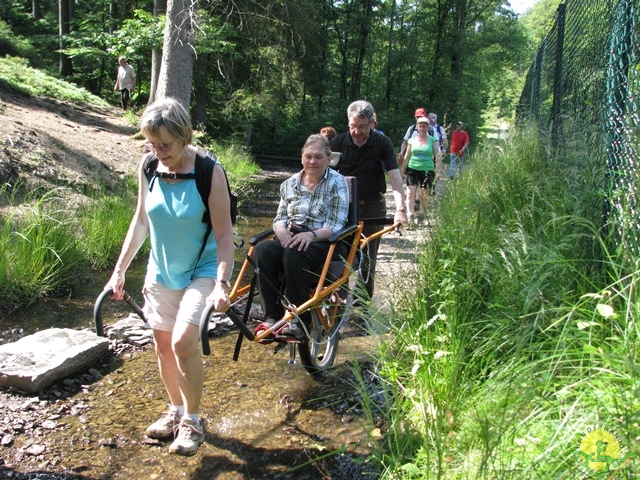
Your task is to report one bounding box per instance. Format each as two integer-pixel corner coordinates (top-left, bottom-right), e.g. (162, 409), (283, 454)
(145, 409), (180, 439)
(169, 417), (205, 456)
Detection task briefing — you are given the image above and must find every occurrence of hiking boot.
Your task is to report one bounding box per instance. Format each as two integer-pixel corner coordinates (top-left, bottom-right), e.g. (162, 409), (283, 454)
(145, 409), (180, 439)
(169, 417), (205, 456)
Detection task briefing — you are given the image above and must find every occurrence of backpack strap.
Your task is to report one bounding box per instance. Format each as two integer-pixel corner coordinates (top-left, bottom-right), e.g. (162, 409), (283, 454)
(144, 152), (159, 191)
(194, 152), (215, 225)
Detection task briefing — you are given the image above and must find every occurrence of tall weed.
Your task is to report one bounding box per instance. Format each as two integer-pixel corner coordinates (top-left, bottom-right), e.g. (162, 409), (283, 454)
(370, 127), (639, 478)
(0, 187), (88, 311)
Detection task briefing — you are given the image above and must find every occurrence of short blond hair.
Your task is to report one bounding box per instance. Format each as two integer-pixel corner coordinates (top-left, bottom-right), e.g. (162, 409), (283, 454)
(140, 98), (192, 145)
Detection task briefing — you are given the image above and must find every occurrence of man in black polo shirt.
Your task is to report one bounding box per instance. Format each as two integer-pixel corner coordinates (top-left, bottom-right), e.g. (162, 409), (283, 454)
(330, 100), (407, 300)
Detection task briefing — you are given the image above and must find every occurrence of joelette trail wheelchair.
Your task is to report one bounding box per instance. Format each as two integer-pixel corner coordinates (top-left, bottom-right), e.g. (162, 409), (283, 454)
(94, 176), (400, 375)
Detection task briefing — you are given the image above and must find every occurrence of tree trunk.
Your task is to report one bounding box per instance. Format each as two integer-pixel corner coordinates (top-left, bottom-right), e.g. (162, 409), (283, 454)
(156, 0), (195, 109)
(384, 0), (396, 110)
(451, 0), (467, 112)
(428, 0), (451, 106)
(32, 0), (41, 20)
(149, 0), (167, 104)
(58, 0), (73, 77)
(350, 0), (372, 101)
(192, 53), (209, 129)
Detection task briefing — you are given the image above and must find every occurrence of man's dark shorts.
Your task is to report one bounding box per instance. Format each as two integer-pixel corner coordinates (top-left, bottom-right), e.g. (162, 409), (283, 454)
(405, 168), (435, 190)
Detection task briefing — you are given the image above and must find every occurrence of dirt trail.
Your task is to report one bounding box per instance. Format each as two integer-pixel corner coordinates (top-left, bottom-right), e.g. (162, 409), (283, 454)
(0, 88), (139, 203)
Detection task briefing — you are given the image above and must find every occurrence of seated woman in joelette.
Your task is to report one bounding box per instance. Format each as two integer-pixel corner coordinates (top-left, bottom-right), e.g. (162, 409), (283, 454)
(253, 134), (350, 336)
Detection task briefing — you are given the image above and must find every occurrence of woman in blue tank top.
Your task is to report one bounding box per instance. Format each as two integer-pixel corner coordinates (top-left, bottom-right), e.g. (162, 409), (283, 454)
(104, 98), (234, 456)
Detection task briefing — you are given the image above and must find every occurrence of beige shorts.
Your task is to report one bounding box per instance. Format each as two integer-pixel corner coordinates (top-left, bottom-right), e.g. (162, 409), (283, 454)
(142, 277), (214, 332)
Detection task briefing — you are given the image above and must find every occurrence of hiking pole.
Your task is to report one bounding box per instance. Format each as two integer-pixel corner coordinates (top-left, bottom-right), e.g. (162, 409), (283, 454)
(94, 288), (147, 337)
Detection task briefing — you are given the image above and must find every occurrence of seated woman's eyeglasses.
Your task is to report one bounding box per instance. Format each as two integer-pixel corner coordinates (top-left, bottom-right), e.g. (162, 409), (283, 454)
(145, 138), (177, 153)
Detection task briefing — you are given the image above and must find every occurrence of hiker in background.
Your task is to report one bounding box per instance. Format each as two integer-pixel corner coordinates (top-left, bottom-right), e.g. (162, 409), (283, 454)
(104, 98), (234, 456)
(113, 56), (136, 110)
(397, 107), (426, 168)
(320, 126), (337, 141)
(371, 112), (385, 136)
(330, 100), (407, 301)
(449, 121), (470, 179)
(252, 134), (349, 337)
(427, 112), (448, 189)
(403, 116), (439, 226)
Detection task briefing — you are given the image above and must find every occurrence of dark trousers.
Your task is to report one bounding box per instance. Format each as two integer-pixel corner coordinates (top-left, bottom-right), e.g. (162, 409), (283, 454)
(120, 88), (131, 110)
(254, 239), (341, 323)
(358, 197), (386, 300)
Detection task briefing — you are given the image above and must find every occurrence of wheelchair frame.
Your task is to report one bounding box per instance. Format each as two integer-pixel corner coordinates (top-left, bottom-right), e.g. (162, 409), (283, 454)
(198, 217), (400, 375)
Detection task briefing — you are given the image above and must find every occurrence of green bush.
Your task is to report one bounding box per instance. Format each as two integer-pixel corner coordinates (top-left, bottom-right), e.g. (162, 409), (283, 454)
(0, 20), (35, 59)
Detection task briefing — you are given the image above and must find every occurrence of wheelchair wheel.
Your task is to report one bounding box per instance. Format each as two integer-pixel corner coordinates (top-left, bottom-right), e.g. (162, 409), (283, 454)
(297, 296), (345, 375)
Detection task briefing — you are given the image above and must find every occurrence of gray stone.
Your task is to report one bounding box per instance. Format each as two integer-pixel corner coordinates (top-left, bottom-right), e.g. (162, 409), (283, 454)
(0, 328), (109, 393)
(105, 315), (153, 345)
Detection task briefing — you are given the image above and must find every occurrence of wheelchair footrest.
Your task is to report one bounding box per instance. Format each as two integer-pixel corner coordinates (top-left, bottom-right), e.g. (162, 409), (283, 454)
(254, 322), (276, 344)
(254, 321), (303, 344)
(275, 333), (301, 343)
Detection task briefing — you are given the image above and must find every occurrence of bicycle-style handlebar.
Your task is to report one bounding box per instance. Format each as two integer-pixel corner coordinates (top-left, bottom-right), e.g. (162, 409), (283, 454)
(94, 288), (147, 337)
(199, 303), (255, 355)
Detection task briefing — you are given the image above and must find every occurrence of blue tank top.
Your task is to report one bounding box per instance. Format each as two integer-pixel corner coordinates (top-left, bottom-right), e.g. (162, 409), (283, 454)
(407, 136), (436, 172)
(145, 170), (218, 289)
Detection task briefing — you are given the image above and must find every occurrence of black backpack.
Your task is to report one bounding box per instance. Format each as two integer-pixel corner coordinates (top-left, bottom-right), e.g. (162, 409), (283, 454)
(409, 123), (436, 138)
(144, 150), (238, 226)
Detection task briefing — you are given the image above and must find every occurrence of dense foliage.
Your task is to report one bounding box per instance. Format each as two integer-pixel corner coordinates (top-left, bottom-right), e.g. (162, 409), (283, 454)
(0, 0), (533, 153)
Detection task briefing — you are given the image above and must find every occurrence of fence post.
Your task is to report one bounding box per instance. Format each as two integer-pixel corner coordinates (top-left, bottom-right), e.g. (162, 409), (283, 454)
(550, 3), (566, 147)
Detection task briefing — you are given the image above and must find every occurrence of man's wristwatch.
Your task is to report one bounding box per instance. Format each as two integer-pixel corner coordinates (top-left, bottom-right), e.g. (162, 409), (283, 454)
(218, 279), (230, 288)
(311, 231), (318, 242)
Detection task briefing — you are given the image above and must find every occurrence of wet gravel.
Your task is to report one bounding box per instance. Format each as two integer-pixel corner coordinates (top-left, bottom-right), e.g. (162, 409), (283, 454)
(0, 318), (389, 480)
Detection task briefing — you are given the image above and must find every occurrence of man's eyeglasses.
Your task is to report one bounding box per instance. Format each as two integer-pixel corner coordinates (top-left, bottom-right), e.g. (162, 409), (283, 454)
(349, 123), (370, 132)
(145, 138), (178, 153)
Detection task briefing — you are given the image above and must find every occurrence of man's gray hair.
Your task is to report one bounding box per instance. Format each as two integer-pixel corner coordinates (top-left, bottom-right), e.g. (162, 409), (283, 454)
(347, 100), (375, 121)
(428, 112), (438, 121)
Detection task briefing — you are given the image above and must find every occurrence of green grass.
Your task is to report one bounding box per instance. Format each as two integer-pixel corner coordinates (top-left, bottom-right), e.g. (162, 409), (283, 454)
(0, 143), (259, 313)
(0, 56), (108, 105)
(0, 55), (259, 311)
(366, 127), (640, 478)
(0, 185), (89, 312)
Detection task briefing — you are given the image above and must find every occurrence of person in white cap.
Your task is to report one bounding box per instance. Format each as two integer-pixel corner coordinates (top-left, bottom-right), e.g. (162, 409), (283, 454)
(397, 107), (427, 168)
(402, 116), (440, 225)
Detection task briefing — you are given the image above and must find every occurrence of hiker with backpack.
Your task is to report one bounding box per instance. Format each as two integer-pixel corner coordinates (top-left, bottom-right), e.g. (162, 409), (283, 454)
(402, 116), (440, 226)
(397, 107), (427, 168)
(427, 113), (448, 173)
(104, 97), (234, 457)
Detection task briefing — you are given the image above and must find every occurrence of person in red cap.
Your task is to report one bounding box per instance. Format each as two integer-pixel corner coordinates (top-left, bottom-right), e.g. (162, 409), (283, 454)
(397, 107), (427, 168)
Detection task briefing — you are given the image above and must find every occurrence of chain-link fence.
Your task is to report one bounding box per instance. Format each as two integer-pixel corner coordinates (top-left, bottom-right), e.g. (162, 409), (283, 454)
(517, 0), (639, 265)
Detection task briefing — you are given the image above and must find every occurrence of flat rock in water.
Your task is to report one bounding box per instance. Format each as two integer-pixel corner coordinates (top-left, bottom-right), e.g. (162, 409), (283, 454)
(105, 315), (153, 345)
(0, 328), (109, 393)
